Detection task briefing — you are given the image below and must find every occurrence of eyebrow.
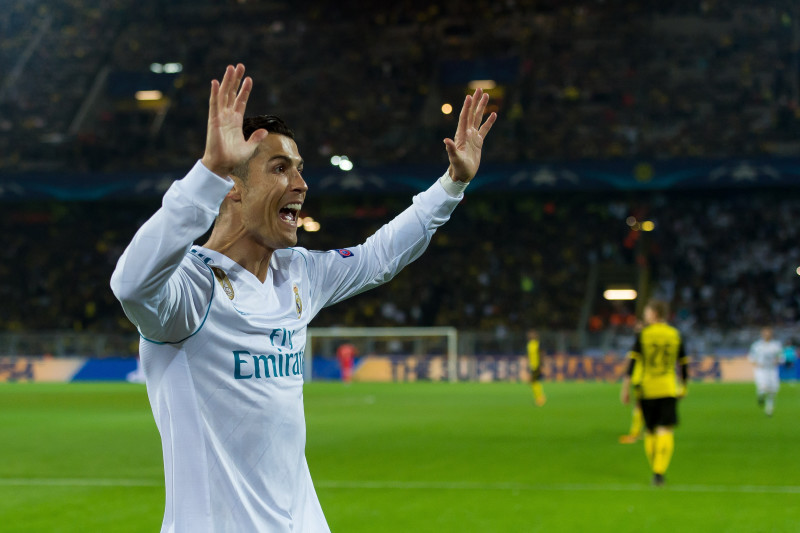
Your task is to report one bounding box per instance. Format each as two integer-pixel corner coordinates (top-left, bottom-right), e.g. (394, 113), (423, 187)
(268, 154), (304, 168)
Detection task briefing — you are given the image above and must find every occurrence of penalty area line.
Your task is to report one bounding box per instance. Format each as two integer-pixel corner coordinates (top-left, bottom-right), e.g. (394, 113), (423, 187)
(316, 480), (800, 495)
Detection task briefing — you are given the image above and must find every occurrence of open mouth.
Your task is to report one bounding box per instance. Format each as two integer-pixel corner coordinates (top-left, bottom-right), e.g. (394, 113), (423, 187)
(279, 203), (302, 225)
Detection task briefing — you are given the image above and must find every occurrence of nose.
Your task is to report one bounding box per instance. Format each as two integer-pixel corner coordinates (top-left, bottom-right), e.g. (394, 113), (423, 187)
(291, 169), (308, 194)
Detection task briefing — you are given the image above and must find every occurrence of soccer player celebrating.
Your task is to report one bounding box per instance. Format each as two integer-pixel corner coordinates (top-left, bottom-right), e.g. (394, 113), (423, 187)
(110, 64), (496, 532)
(526, 329), (546, 406)
(748, 326), (784, 416)
(620, 300), (688, 486)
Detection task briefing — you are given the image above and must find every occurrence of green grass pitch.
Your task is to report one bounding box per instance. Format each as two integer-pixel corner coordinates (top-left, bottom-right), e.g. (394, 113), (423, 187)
(0, 381), (798, 532)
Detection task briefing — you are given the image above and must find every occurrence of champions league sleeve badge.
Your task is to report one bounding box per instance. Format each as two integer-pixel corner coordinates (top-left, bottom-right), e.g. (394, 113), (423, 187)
(293, 284), (303, 318)
(211, 267), (235, 300)
(336, 249), (354, 258)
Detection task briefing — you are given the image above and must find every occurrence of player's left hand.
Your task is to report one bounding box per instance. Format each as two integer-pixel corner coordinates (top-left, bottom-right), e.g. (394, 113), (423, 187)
(677, 384), (688, 399)
(444, 88), (497, 183)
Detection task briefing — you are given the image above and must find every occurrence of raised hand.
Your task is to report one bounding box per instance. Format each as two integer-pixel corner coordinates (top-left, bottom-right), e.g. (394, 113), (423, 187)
(443, 88), (498, 183)
(201, 64), (268, 178)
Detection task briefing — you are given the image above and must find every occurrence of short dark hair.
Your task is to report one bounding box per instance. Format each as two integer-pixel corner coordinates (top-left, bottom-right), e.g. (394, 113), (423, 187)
(233, 115), (295, 181)
(243, 115), (294, 141)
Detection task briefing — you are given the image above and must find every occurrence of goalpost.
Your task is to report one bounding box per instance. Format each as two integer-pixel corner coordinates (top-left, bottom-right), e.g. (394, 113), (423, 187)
(305, 327), (459, 383)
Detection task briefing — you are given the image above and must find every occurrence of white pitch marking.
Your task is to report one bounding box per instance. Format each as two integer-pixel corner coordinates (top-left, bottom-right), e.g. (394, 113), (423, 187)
(315, 480), (800, 495)
(0, 478), (161, 487)
(1, 478), (798, 495)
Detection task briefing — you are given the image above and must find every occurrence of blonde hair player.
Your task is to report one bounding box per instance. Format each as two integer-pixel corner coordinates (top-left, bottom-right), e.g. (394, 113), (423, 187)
(620, 300), (689, 486)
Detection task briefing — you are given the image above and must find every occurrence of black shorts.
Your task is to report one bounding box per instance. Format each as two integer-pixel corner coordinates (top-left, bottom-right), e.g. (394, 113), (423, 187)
(640, 397), (678, 431)
(530, 367), (542, 382)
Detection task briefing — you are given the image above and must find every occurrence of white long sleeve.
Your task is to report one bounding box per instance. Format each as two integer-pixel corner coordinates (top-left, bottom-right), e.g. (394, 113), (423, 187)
(298, 170), (462, 318)
(109, 163), (464, 532)
(110, 160), (233, 342)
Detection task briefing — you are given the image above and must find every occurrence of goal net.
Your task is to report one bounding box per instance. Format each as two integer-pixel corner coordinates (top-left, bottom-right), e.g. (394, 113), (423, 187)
(305, 327), (458, 383)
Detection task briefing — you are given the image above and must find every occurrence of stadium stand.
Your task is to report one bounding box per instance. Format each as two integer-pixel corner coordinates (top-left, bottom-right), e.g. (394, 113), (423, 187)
(2, 1), (800, 354)
(2, 0), (800, 172)
(3, 189), (799, 344)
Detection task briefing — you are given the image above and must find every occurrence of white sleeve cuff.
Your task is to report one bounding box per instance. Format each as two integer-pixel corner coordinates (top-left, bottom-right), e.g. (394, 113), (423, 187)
(172, 160), (235, 215)
(438, 172), (469, 197)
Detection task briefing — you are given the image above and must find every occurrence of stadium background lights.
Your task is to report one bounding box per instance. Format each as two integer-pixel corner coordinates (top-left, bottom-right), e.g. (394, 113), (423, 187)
(150, 62), (183, 74)
(441, 103), (453, 115)
(625, 217), (655, 232)
(468, 79), (497, 90)
(796, 266), (800, 276)
(603, 288), (638, 301)
(135, 90), (163, 101)
(330, 155), (354, 171)
(297, 216), (320, 232)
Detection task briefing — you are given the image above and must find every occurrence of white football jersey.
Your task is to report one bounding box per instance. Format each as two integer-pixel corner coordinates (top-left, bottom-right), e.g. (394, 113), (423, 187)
(749, 339), (783, 368)
(110, 161), (463, 532)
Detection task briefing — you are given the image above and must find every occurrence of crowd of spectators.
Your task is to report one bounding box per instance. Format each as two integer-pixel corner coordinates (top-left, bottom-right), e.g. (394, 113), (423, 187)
(0, 0), (133, 170)
(1, 0), (800, 172)
(3, 187), (799, 346)
(649, 191), (800, 334)
(3, 1), (800, 352)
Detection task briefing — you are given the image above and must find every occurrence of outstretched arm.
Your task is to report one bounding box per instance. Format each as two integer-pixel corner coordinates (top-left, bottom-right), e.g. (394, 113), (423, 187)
(111, 64), (263, 341)
(443, 87), (498, 183)
(303, 91), (499, 315)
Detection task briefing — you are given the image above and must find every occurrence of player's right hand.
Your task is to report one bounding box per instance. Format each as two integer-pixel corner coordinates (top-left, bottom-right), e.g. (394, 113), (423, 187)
(620, 386), (630, 405)
(677, 384), (688, 399)
(201, 64), (268, 178)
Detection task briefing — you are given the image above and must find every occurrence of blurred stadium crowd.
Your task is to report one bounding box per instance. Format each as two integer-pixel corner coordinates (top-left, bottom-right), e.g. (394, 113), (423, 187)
(2, 0), (800, 351)
(4, 188), (800, 341)
(2, 0), (800, 171)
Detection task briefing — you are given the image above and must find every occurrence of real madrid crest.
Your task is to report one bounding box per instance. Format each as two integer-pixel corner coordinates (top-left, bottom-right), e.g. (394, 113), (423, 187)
(211, 267), (235, 300)
(293, 284), (303, 318)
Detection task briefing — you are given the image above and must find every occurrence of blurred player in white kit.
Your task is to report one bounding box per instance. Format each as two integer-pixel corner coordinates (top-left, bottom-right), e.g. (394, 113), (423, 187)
(110, 63), (496, 532)
(748, 327), (784, 416)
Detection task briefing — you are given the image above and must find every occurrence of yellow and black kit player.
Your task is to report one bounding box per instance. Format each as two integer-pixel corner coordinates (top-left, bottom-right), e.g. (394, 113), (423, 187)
(527, 329), (546, 406)
(620, 301), (689, 486)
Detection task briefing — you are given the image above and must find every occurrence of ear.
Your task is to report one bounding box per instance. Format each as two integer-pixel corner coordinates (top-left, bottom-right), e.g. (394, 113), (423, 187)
(217, 182), (242, 217)
(226, 181), (243, 203)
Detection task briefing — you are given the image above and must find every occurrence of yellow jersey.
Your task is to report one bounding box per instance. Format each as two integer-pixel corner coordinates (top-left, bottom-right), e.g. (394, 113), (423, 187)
(527, 339), (540, 370)
(628, 322), (687, 399)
